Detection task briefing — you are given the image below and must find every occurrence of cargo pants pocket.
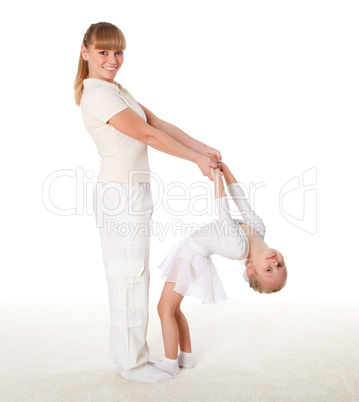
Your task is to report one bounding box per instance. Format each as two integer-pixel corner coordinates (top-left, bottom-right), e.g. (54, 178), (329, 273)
(108, 259), (145, 310)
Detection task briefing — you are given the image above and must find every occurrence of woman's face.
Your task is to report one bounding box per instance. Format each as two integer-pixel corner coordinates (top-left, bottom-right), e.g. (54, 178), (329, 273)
(81, 44), (124, 83)
(247, 248), (287, 290)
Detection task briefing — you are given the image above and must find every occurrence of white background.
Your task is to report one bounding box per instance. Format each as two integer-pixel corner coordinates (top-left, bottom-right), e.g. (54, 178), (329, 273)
(1, 0), (358, 308)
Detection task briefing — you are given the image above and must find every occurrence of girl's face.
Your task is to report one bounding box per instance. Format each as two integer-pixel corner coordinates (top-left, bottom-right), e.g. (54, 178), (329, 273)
(81, 44), (124, 83)
(247, 248), (287, 290)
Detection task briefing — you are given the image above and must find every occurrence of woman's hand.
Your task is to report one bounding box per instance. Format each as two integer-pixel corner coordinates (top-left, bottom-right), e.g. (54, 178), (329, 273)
(208, 154), (228, 172)
(200, 146), (222, 163)
(207, 154), (223, 169)
(196, 155), (219, 181)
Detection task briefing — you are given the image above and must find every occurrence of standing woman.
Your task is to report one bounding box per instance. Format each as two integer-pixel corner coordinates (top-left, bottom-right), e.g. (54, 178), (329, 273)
(74, 22), (221, 383)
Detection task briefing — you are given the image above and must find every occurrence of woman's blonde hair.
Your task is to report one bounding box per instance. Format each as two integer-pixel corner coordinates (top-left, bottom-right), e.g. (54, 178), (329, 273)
(74, 22), (126, 106)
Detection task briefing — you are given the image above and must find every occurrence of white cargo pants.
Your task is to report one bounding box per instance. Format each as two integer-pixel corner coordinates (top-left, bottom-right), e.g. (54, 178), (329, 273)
(94, 181), (153, 369)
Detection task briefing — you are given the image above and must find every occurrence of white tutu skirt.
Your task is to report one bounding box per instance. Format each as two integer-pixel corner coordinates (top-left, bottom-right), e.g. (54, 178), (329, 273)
(158, 238), (227, 304)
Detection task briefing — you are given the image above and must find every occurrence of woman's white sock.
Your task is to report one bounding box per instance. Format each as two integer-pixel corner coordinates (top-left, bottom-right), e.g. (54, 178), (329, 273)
(178, 351), (195, 368)
(153, 357), (180, 376)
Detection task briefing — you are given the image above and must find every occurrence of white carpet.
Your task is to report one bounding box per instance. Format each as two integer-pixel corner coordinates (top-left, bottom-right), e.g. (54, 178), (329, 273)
(1, 303), (358, 401)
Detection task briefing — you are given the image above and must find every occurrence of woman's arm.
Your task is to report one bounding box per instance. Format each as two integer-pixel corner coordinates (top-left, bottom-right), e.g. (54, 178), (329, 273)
(140, 104), (222, 163)
(108, 108), (218, 180)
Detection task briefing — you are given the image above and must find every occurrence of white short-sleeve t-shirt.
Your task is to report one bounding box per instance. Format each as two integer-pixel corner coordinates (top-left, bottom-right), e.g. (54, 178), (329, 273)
(81, 78), (151, 183)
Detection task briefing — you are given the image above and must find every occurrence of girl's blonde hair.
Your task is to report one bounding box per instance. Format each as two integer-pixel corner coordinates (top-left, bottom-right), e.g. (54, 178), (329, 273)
(245, 259), (287, 294)
(74, 22), (127, 106)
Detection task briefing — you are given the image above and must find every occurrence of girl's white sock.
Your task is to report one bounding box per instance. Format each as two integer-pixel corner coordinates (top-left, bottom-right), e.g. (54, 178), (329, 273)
(178, 351), (195, 368)
(153, 357), (179, 376)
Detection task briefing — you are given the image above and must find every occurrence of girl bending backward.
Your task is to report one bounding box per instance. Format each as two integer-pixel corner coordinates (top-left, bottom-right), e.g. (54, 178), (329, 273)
(152, 163), (287, 376)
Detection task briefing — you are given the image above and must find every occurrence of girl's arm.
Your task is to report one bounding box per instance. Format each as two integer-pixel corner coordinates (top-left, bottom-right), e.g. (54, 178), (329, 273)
(140, 103), (222, 163)
(220, 162), (254, 215)
(219, 163), (266, 237)
(210, 167), (235, 224)
(210, 167), (225, 199)
(108, 108), (218, 180)
(220, 162), (238, 187)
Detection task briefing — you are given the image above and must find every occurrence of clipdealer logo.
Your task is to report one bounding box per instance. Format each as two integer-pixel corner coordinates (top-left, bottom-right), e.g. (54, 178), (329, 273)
(42, 167), (317, 235)
(279, 167), (317, 235)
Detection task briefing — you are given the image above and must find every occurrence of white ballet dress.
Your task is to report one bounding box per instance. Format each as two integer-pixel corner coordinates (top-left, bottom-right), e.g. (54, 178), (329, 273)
(159, 183), (266, 304)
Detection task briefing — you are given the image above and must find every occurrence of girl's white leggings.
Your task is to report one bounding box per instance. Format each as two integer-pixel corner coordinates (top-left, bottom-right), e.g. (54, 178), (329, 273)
(94, 181), (153, 369)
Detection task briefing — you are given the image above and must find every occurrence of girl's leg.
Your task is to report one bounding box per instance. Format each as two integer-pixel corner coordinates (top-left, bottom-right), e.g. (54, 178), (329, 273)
(174, 306), (192, 353)
(156, 282), (195, 374)
(154, 282), (185, 375)
(157, 281), (184, 359)
(174, 306), (195, 369)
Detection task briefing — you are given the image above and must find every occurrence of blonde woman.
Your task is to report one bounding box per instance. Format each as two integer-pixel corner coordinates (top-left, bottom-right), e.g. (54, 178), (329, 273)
(74, 22), (221, 383)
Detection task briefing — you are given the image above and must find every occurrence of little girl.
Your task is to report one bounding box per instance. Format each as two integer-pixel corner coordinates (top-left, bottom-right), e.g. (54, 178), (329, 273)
(152, 163), (287, 376)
